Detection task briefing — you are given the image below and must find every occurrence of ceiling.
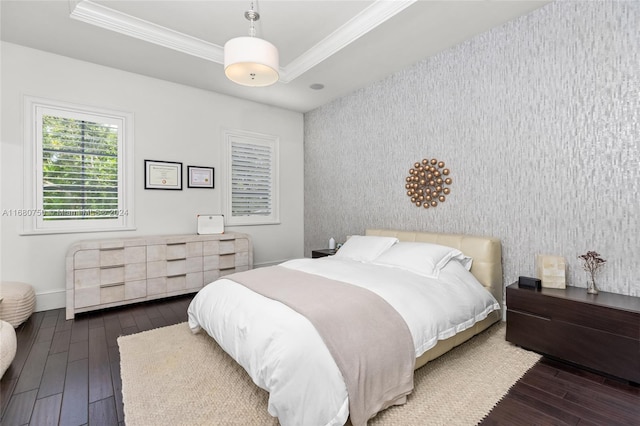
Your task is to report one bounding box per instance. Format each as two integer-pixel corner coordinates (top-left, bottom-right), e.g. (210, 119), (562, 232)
(1, 0), (550, 113)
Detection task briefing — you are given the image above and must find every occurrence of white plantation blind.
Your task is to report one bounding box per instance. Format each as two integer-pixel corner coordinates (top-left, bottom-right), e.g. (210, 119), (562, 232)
(41, 115), (120, 220)
(231, 142), (273, 216)
(224, 130), (279, 225)
(24, 97), (134, 234)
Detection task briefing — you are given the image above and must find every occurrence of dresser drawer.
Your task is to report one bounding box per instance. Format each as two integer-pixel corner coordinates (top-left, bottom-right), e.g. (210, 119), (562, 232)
(166, 242), (187, 260)
(219, 254), (236, 270)
(220, 240), (236, 255)
(508, 287), (638, 338)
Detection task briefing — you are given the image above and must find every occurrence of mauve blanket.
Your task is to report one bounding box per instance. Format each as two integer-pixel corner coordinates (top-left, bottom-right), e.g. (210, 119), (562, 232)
(226, 266), (415, 426)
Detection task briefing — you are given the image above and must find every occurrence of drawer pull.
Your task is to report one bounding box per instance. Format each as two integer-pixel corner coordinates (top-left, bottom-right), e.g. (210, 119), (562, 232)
(168, 274), (187, 278)
(101, 264), (124, 269)
(100, 247), (123, 251)
(167, 258), (186, 262)
(167, 242), (186, 246)
(100, 282), (124, 288)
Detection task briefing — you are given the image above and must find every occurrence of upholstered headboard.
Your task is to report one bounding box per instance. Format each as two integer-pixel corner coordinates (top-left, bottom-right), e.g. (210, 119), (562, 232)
(365, 229), (503, 306)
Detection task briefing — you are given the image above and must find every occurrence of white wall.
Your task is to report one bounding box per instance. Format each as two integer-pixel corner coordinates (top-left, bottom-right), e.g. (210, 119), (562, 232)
(304, 1), (640, 297)
(1, 42), (304, 311)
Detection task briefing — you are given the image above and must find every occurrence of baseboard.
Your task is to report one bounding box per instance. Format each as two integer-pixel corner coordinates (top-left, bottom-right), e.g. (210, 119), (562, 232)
(35, 289), (66, 312)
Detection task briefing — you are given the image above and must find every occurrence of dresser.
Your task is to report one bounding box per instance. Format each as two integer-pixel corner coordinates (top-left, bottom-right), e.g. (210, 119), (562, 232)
(506, 283), (640, 383)
(66, 233), (252, 319)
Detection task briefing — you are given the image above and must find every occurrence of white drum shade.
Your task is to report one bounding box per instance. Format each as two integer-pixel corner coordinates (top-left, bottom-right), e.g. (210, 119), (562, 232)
(224, 36), (279, 87)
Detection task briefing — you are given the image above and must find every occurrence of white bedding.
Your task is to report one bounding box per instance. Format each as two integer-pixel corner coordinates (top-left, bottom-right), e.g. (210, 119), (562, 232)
(187, 257), (500, 426)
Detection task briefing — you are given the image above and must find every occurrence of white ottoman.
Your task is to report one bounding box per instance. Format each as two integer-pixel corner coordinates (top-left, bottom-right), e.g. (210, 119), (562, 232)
(0, 281), (36, 328)
(0, 319), (17, 378)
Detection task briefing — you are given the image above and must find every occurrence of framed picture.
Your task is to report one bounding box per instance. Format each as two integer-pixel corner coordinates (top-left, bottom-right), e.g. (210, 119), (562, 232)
(145, 160), (182, 190)
(188, 166), (214, 188)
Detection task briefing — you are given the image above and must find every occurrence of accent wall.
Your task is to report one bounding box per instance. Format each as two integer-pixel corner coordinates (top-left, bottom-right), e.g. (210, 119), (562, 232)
(304, 1), (639, 296)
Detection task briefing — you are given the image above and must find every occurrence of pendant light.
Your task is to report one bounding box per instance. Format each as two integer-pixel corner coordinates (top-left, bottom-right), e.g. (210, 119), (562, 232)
(224, 2), (279, 87)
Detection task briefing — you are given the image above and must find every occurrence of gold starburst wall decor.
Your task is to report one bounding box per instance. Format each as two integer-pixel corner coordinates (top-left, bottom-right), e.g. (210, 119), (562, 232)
(405, 158), (452, 208)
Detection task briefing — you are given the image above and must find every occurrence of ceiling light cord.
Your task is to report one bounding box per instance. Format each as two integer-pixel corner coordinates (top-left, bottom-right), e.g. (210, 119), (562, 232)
(245, 3), (258, 37)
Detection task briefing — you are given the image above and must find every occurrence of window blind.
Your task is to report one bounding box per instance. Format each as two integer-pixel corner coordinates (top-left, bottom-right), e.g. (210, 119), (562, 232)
(41, 115), (119, 220)
(231, 141), (273, 217)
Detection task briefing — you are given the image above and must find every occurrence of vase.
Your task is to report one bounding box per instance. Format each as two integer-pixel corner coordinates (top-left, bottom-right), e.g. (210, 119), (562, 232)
(587, 274), (599, 295)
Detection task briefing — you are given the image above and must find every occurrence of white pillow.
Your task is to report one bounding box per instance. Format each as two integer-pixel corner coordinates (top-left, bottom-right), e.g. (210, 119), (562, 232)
(371, 242), (472, 278)
(332, 235), (399, 262)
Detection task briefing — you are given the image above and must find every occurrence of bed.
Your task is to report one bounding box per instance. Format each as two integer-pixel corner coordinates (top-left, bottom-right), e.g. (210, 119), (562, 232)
(187, 229), (503, 426)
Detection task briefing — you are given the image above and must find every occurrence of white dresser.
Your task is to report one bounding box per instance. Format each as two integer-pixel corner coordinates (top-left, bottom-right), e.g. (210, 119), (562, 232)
(65, 232), (252, 319)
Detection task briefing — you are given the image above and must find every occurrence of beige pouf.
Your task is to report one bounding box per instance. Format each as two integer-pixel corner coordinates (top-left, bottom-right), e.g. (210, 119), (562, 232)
(0, 319), (17, 378)
(0, 281), (36, 328)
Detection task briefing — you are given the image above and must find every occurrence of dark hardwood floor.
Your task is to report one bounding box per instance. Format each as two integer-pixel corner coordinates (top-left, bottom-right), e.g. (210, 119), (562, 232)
(1, 296), (638, 425)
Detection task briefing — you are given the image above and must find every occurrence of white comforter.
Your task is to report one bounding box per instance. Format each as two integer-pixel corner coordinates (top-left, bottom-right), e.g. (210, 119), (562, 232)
(187, 257), (500, 426)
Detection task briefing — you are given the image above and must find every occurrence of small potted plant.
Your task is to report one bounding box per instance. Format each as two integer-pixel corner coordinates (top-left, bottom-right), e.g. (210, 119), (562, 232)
(578, 251), (606, 295)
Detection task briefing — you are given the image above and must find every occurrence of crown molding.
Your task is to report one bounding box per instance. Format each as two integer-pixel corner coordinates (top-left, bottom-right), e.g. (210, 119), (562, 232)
(69, 0), (416, 84)
(279, 0), (416, 83)
(70, 0), (224, 63)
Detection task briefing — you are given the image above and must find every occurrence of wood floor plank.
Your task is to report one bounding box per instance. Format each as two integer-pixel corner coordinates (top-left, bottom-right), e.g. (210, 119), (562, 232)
(0, 376), (18, 417)
(59, 358), (88, 426)
(69, 317), (88, 344)
(117, 312), (136, 329)
(480, 397), (568, 425)
(88, 327), (113, 403)
(109, 358), (125, 423)
(103, 315), (123, 348)
(14, 341), (50, 394)
(9, 313), (45, 381)
(507, 382), (581, 425)
(30, 393), (62, 426)
(39, 312), (59, 330)
(37, 351), (68, 399)
(49, 329), (72, 355)
(2, 389), (38, 425)
(505, 377), (628, 425)
(88, 315), (104, 330)
(67, 340), (88, 363)
(54, 309), (72, 333)
(35, 324), (55, 344)
(132, 310), (154, 332)
(89, 396), (118, 426)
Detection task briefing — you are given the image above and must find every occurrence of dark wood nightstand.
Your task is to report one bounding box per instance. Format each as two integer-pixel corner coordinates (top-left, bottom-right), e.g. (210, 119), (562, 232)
(311, 249), (337, 258)
(506, 282), (640, 383)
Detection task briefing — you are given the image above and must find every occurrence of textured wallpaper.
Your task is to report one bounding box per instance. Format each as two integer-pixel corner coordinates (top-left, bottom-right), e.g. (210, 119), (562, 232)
(304, 1), (640, 296)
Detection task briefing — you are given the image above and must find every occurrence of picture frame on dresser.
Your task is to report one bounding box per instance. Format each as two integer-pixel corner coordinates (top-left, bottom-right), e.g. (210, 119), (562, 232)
(144, 159), (183, 190)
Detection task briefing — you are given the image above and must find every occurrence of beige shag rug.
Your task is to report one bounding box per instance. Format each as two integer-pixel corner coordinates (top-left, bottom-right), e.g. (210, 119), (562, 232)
(118, 322), (540, 426)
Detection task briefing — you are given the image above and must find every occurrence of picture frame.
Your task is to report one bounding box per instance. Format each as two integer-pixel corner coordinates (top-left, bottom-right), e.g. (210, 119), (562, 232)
(187, 166), (214, 188)
(144, 160), (183, 190)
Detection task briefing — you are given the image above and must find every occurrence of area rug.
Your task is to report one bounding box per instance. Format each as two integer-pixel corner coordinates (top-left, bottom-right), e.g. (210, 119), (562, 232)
(118, 322), (540, 425)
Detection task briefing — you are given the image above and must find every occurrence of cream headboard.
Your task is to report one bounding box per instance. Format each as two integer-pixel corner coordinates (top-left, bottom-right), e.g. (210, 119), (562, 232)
(365, 229), (503, 306)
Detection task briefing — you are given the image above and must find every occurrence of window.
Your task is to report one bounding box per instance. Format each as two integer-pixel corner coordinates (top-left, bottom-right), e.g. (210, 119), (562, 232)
(222, 129), (279, 226)
(23, 97), (134, 234)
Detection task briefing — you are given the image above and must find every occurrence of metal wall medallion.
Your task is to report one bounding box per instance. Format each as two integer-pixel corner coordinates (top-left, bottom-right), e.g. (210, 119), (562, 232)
(405, 158), (452, 208)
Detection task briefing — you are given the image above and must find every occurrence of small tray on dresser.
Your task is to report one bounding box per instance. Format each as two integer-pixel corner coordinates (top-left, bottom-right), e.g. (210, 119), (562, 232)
(506, 283), (640, 384)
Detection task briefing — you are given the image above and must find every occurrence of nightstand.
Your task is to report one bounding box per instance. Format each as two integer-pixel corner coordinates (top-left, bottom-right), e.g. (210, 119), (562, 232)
(506, 282), (640, 383)
(311, 249), (337, 258)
